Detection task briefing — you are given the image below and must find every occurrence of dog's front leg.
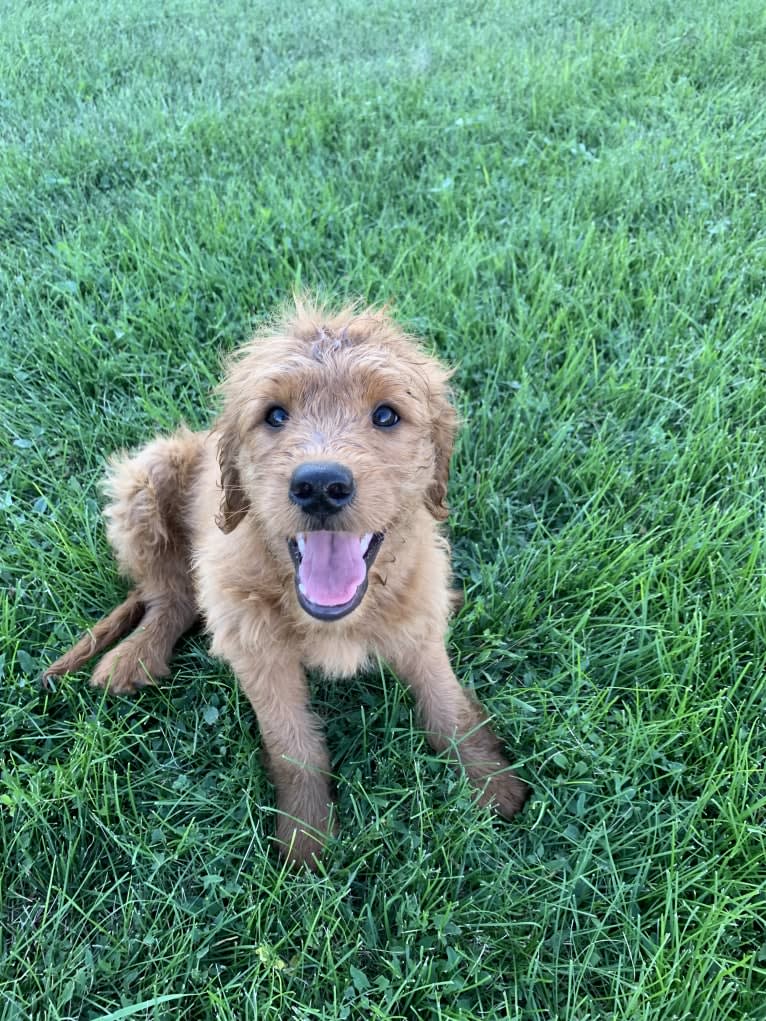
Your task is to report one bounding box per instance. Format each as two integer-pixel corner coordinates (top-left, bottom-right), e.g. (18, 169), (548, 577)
(225, 643), (335, 868)
(387, 640), (531, 818)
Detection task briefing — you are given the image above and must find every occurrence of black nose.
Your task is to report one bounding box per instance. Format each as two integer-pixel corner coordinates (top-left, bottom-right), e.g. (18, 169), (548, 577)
(289, 462), (355, 518)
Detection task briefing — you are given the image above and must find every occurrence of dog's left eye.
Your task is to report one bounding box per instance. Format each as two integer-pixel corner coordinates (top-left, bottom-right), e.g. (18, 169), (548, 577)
(371, 405), (400, 428)
(265, 406), (289, 428)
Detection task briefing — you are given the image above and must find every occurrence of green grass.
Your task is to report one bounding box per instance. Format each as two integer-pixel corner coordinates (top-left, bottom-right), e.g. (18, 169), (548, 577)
(2, 0), (766, 1017)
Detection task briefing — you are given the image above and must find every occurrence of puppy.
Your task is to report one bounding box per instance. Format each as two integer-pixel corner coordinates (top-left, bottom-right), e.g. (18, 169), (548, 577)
(45, 300), (530, 866)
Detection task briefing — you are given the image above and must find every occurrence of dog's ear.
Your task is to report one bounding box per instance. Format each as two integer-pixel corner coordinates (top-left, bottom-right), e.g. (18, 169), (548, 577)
(215, 418), (249, 533)
(425, 389), (458, 521)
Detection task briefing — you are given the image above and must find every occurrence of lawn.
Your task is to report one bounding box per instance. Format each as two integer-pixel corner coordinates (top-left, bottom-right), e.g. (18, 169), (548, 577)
(1, 0), (766, 1017)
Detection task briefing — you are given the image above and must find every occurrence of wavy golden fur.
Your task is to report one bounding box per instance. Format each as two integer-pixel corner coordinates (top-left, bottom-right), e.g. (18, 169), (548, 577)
(45, 300), (530, 866)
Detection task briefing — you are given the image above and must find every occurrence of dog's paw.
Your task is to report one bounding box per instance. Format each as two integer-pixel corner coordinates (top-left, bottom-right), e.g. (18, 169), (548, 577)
(89, 645), (158, 696)
(276, 820), (332, 871)
(476, 770), (532, 820)
(275, 803), (338, 870)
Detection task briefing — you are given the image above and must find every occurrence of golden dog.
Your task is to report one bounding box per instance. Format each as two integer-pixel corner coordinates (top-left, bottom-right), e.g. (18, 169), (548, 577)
(45, 300), (530, 866)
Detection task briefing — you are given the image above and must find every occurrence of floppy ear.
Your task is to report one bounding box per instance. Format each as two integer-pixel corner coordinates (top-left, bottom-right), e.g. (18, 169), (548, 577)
(425, 389), (458, 521)
(215, 418), (249, 533)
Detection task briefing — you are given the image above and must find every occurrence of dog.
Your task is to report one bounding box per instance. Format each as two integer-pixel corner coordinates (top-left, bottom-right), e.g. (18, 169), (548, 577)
(45, 299), (530, 866)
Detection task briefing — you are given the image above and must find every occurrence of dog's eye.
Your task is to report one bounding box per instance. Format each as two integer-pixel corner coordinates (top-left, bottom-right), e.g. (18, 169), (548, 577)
(371, 405), (400, 428)
(265, 406), (289, 428)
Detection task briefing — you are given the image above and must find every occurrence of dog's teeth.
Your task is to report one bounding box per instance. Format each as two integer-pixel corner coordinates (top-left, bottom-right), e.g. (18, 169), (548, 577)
(297, 534), (305, 555)
(299, 582), (307, 596)
(360, 532), (372, 552)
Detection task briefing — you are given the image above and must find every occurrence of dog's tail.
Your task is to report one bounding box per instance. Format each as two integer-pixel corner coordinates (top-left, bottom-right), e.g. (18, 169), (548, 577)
(43, 590), (145, 680)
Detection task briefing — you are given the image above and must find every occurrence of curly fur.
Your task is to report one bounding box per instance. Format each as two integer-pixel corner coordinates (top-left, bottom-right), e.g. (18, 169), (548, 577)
(45, 299), (530, 866)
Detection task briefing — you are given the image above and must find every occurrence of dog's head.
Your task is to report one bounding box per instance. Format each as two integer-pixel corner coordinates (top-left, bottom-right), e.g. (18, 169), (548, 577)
(214, 300), (457, 622)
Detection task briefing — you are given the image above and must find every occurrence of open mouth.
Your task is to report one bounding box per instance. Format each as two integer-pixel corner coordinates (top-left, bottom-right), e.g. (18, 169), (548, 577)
(287, 530), (384, 621)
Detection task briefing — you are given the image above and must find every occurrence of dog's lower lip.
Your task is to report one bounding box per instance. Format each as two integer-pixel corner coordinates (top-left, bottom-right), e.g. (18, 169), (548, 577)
(287, 531), (384, 621)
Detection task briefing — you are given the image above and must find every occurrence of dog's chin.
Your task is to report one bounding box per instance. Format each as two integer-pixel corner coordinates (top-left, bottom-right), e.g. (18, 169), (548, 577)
(287, 531), (384, 622)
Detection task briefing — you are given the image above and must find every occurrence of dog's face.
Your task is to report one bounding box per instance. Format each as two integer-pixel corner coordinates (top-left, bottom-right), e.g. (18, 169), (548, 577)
(215, 304), (457, 622)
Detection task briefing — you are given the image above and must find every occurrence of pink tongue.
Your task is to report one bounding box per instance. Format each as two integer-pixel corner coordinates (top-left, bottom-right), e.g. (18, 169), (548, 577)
(298, 531), (366, 607)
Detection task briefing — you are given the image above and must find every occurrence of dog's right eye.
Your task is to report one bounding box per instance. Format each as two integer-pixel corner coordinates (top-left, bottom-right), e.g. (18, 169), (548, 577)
(265, 406), (289, 428)
(371, 405), (400, 428)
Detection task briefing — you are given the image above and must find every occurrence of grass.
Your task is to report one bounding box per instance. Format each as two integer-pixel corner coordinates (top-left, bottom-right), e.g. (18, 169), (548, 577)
(2, 0), (766, 1016)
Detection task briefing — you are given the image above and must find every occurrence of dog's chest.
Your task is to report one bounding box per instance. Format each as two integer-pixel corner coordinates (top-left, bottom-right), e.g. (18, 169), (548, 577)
(300, 628), (372, 679)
